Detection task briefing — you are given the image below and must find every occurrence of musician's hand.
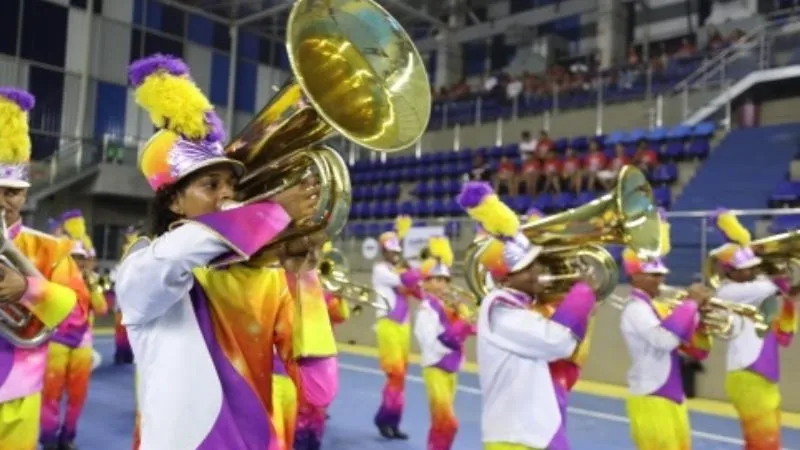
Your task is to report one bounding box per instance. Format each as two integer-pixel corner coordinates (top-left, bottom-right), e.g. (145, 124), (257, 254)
(686, 283), (713, 305)
(0, 264), (27, 304)
(271, 180), (321, 223)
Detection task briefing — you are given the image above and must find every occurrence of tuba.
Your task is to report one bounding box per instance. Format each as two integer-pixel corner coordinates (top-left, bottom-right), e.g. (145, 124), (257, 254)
(0, 216), (51, 348)
(465, 165), (662, 303)
(223, 0), (431, 247)
(319, 247), (391, 314)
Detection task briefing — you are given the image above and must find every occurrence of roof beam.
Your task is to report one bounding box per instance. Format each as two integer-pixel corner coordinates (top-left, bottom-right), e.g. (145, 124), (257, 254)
(414, 0), (596, 51)
(383, 0), (448, 28)
(235, 2), (293, 27)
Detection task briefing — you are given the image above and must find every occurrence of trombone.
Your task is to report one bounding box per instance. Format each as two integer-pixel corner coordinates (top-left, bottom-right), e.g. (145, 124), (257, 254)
(319, 248), (391, 315)
(609, 285), (769, 339)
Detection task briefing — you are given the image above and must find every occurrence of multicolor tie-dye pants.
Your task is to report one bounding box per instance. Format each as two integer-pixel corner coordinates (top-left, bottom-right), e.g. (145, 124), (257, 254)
(725, 370), (782, 450)
(484, 443), (541, 450)
(0, 393), (41, 450)
(272, 374), (298, 450)
(295, 399), (327, 450)
(39, 342), (93, 447)
(422, 367), (459, 450)
(373, 318), (410, 429)
(625, 395), (690, 450)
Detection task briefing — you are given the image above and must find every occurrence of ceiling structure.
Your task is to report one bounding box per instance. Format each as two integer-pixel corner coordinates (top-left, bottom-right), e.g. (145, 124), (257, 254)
(161, 0), (486, 42)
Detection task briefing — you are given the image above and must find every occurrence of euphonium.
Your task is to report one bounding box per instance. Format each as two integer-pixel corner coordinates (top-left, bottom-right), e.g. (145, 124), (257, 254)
(319, 247), (391, 314)
(0, 215), (51, 348)
(464, 165), (662, 303)
(223, 0), (430, 247)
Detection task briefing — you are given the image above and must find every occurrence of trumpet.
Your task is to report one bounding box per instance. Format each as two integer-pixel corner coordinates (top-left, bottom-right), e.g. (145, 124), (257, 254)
(318, 248), (391, 315)
(610, 285), (768, 339)
(0, 214), (51, 348)
(437, 284), (480, 324)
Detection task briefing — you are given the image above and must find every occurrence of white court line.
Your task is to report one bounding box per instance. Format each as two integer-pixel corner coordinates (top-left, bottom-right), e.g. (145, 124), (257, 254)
(339, 363), (798, 450)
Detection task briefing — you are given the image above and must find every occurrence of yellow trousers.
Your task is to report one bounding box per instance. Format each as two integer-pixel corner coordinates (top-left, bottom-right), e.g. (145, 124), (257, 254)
(484, 444), (540, 450)
(725, 370), (782, 450)
(626, 395), (690, 450)
(272, 374), (298, 450)
(0, 393), (42, 450)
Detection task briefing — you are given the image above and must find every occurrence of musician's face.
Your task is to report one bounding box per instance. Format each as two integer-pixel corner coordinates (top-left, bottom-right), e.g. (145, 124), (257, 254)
(632, 272), (665, 296)
(505, 262), (543, 297)
(170, 166), (236, 219)
(423, 276), (448, 293)
(728, 267), (756, 283)
(73, 255), (90, 272)
(383, 250), (401, 264)
(0, 186), (27, 226)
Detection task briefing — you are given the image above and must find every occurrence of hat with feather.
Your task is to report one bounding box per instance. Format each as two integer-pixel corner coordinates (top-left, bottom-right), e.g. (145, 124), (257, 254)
(128, 54), (243, 192)
(420, 236), (454, 279)
(709, 208), (761, 270)
(623, 207), (671, 276)
(0, 87), (35, 188)
(457, 182), (541, 281)
(61, 209), (95, 258)
(379, 215), (412, 253)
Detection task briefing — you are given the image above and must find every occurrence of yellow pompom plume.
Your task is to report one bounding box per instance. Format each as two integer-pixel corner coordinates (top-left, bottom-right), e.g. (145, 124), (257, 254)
(659, 220), (671, 256)
(129, 55), (220, 141)
(0, 88), (35, 165)
(420, 258), (437, 277)
(428, 236), (454, 267)
(395, 215), (413, 239)
(61, 211), (87, 241)
(322, 241), (333, 254)
(715, 210), (751, 245)
(457, 183), (520, 238)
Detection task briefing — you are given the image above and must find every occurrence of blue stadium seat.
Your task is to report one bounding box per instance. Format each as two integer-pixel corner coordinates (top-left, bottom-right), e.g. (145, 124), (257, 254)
(652, 164), (678, 185)
(769, 215), (800, 233)
(653, 186), (672, 208)
(769, 180), (800, 205)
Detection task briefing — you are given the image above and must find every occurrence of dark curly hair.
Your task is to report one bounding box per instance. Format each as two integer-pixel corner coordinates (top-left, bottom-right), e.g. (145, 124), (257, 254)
(150, 174), (193, 237)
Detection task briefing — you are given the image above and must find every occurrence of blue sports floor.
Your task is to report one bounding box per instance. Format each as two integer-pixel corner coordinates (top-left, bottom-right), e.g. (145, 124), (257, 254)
(77, 336), (800, 450)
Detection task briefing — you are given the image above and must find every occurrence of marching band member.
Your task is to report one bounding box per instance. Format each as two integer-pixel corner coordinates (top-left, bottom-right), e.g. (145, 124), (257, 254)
(619, 213), (713, 450)
(457, 182), (595, 450)
(710, 209), (797, 450)
(414, 236), (475, 450)
(111, 226), (139, 365)
(0, 87), (80, 450)
(371, 215), (423, 439)
(523, 207), (597, 394)
(322, 241), (351, 325)
(40, 211), (108, 450)
(286, 245), (340, 450)
(115, 54), (320, 449)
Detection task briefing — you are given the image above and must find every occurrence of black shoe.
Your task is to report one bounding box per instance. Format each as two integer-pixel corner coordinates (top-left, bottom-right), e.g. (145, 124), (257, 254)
(59, 443), (79, 450)
(42, 445), (59, 450)
(377, 425), (394, 439)
(390, 427), (408, 440)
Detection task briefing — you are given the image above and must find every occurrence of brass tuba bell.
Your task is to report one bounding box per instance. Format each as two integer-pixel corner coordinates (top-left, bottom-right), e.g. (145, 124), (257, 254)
(223, 0), (431, 246)
(464, 165), (663, 303)
(319, 247), (391, 314)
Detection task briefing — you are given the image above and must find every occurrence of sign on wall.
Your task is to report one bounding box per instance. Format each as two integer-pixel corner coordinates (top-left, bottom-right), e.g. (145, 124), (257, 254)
(403, 226), (446, 262)
(361, 237), (380, 260)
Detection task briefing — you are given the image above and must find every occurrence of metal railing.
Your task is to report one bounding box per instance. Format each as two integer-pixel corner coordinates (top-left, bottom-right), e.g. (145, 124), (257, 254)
(28, 135), (103, 193)
(330, 208), (800, 285)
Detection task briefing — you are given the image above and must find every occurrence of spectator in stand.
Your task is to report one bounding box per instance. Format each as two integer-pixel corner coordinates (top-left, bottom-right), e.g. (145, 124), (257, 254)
(675, 37), (696, 59)
(450, 78), (471, 100)
(469, 153), (491, 182)
(535, 130), (554, 158)
(506, 76), (523, 101)
(519, 131), (537, 158)
(494, 155), (518, 196)
(561, 148), (583, 193)
(706, 26), (726, 53)
(584, 140), (607, 192)
(598, 144), (629, 189)
(541, 150), (562, 193)
(633, 140), (659, 174)
(519, 152), (541, 196)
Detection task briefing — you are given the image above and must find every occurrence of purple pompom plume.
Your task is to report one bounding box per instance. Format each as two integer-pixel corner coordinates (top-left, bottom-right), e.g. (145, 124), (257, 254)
(457, 182), (494, 209)
(128, 54), (189, 87)
(60, 209), (83, 221)
(0, 87), (35, 111)
(204, 111), (226, 143)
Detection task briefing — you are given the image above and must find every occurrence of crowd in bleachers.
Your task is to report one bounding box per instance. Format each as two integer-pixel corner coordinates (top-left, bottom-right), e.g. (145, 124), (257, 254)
(345, 122), (716, 239)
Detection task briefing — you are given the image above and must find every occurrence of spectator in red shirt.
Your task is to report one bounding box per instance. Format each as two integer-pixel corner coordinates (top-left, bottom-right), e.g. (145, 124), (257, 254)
(561, 148), (583, 193)
(519, 153), (541, 196)
(599, 144), (629, 189)
(494, 155), (518, 196)
(634, 140), (659, 173)
(584, 140), (607, 192)
(541, 150), (562, 193)
(535, 130), (554, 159)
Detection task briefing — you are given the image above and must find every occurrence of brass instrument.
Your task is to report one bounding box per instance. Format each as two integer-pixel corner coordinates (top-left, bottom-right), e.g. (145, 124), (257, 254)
(609, 285), (769, 339)
(704, 230), (800, 288)
(319, 248), (391, 315)
(0, 214), (51, 348)
(464, 165), (662, 303)
(438, 283), (480, 324)
(223, 0), (430, 248)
